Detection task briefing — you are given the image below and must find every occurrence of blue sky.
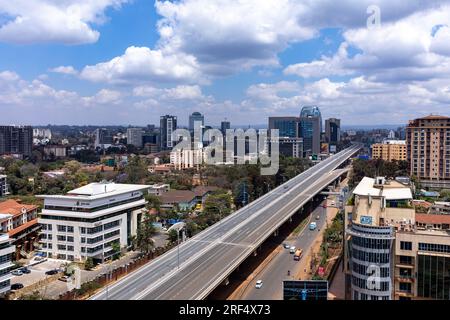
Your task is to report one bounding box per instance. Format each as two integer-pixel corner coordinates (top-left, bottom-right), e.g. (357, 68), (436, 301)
(1, 0), (450, 127)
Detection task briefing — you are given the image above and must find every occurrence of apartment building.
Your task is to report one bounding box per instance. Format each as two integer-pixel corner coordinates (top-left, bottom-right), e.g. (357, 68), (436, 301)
(0, 199), (40, 260)
(0, 175), (8, 197)
(406, 115), (450, 188)
(37, 182), (151, 263)
(0, 234), (15, 297)
(170, 148), (206, 170)
(0, 125), (33, 158)
(371, 140), (407, 161)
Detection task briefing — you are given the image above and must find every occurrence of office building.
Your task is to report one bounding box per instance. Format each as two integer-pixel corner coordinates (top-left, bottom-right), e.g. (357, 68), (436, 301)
(0, 199), (40, 260)
(160, 115), (177, 150)
(268, 117), (299, 138)
(0, 125), (33, 158)
(372, 140), (407, 161)
(325, 118), (341, 144)
(189, 112), (204, 131)
(170, 148), (206, 170)
(344, 177), (415, 300)
(94, 128), (113, 149)
(127, 128), (143, 148)
(0, 175), (8, 198)
(0, 233), (14, 297)
(268, 137), (303, 158)
(221, 120), (231, 135)
(406, 115), (450, 188)
(299, 106), (322, 156)
(37, 182), (152, 263)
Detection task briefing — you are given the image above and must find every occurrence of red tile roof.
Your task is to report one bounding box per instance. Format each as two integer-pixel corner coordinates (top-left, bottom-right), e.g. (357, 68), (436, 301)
(416, 213), (450, 225)
(8, 218), (39, 237)
(0, 199), (37, 218)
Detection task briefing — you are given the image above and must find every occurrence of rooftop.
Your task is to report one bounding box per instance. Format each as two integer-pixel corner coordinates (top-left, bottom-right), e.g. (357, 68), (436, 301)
(160, 190), (196, 204)
(416, 213), (450, 225)
(353, 177), (413, 200)
(0, 199), (37, 217)
(37, 182), (151, 200)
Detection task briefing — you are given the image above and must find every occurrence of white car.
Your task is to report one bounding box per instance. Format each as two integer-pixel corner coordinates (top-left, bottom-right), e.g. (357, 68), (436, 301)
(289, 246), (296, 254)
(255, 280), (263, 289)
(331, 201), (335, 206)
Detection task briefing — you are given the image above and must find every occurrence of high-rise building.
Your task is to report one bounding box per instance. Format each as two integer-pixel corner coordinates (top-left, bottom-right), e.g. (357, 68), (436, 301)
(406, 115), (450, 188)
(268, 117), (299, 138)
(160, 115), (177, 150)
(221, 120), (231, 135)
(126, 128), (143, 148)
(299, 106), (322, 156)
(345, 176), (450, 300)
(0, 233), (14, 297)
(325, 118), (341, 144)
(189, 112), (204, 131)
(0, 125), (33, 158)
(0, 175), (8, 197)
(94, 128), (113, 149)
(371, 140), (407, 161)
(37, 182), (152, 263)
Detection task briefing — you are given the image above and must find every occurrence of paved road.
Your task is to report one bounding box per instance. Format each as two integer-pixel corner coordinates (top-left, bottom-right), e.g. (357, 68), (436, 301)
(90, 145), (360, 300)
(240, 199), (331, 300)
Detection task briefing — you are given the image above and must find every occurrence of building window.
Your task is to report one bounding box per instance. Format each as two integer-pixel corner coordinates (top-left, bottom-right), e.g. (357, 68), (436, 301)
(57, 235), (66, 242)
(67, 246), (74, 252)
(400, 241), (412, 251)
(67, 226), (74, 233)
(67, 236), (74, 243)
(399, 255), (412, 265)
(57, 225), (66, 232)
(399, 282), (412, 293)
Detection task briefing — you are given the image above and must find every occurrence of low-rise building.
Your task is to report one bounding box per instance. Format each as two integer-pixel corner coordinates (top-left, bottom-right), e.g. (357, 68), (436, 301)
(0, 199), (40, 260)
(159, 186), (219, 210)
(148, 184), (170, 196)
(0, 233), (15, 297)
(37, 182), (151, 263)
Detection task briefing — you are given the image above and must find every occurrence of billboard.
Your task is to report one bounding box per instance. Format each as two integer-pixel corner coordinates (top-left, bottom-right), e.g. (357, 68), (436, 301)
(329, 144), (337, 153)
(283, 280), (329, 300)
(321, 143), (329, 154)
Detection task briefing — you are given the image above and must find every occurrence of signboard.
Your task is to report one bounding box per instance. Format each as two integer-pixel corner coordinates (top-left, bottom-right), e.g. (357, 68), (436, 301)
(321, 143), (329, 154)
(360, 215), (373, 225)
(283, 280), (328, 300)
(329, 145), (337, 153)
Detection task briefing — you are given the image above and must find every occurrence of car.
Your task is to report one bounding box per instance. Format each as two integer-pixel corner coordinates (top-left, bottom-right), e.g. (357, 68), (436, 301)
(331, 201), (335, 206)
(322, 204), (327, 208)
(20, 267), (31, 274)
(283, 243), (290, 249)
(45, 269), (59, 276)
(284, 185), (289, 189)
(255, 280), (263, 289)
(11, 283), (24, 290)
(316, 215), (320, 220)
(58, 275), (70, 282)
(309, 222), (317, 230)
(11, 269), (23, 276)
(289, 246), (296, 254)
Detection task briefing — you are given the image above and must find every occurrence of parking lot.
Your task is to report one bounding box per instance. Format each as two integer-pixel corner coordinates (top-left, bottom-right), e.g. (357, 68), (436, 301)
(10, 259), (65, 288)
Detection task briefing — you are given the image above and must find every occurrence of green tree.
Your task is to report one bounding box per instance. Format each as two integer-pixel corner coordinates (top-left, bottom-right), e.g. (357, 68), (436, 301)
(145, 194), (162, 211)
(168, 229), (178, 243)
(84, 257), (94, 270)
(134, 213), (156, 253)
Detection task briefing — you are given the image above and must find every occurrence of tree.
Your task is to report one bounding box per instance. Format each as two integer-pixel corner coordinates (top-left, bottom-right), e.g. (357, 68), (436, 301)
(84, 257), (94, 270)
(203, 190), (232, 225)
(134, 213), (156, 253)
(124, 156), (148, 184)
(111, 242), (121, 260)
(168, 229), (178, 243)
(145, 194), (162, 211)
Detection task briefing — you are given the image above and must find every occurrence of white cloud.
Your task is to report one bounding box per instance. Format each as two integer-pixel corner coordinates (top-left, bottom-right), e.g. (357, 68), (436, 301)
(50, 66), (78, 75)
(80, 46), (203, 84)
(0, 0), (128, 45)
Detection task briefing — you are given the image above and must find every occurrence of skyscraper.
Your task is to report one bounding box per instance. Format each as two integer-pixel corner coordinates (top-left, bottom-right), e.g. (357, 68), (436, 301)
(299, 106), (322, 156)
(94, 128), (113, 149)
(189, 112), (204, 131)
(406, 115), (450, 188)
(160, 115), (177, 150)
(0, 125), (33, 157)
(325, 118), (341, 143)
(268, 117), (299, 138)
(126, 128), (143, 148)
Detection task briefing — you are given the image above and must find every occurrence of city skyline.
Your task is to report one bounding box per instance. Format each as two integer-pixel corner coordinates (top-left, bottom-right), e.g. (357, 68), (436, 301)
(1, 1), (450, 126)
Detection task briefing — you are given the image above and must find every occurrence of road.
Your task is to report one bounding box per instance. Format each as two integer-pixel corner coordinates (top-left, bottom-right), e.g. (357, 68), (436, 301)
(90, 145), (360, 300)
(240, 199), (332, 300)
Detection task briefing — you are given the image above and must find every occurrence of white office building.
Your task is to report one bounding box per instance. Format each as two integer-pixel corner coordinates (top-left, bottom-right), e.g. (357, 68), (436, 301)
(37, 182), (151, 263)
(0, 234), (14, 297)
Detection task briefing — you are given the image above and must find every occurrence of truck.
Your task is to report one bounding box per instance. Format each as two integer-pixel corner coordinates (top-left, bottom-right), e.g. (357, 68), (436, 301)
(294, 249), (303, 261)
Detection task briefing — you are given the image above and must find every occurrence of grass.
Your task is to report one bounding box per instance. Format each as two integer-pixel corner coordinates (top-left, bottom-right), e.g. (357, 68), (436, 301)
(292, 218), (309, 237)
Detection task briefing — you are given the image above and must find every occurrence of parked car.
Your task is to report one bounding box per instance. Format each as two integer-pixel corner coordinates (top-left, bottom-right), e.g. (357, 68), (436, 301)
(11, 269), (23, 276)
(20, 267), (31, 274)
(45, 269), (59, 275)
(11, 283), (24, 290)
(255, 280), (263, 289)
(58, 275), (70, 282)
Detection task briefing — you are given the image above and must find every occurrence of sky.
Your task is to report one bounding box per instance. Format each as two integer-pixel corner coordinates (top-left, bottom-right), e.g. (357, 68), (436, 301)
(1, 0), (450, 127)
